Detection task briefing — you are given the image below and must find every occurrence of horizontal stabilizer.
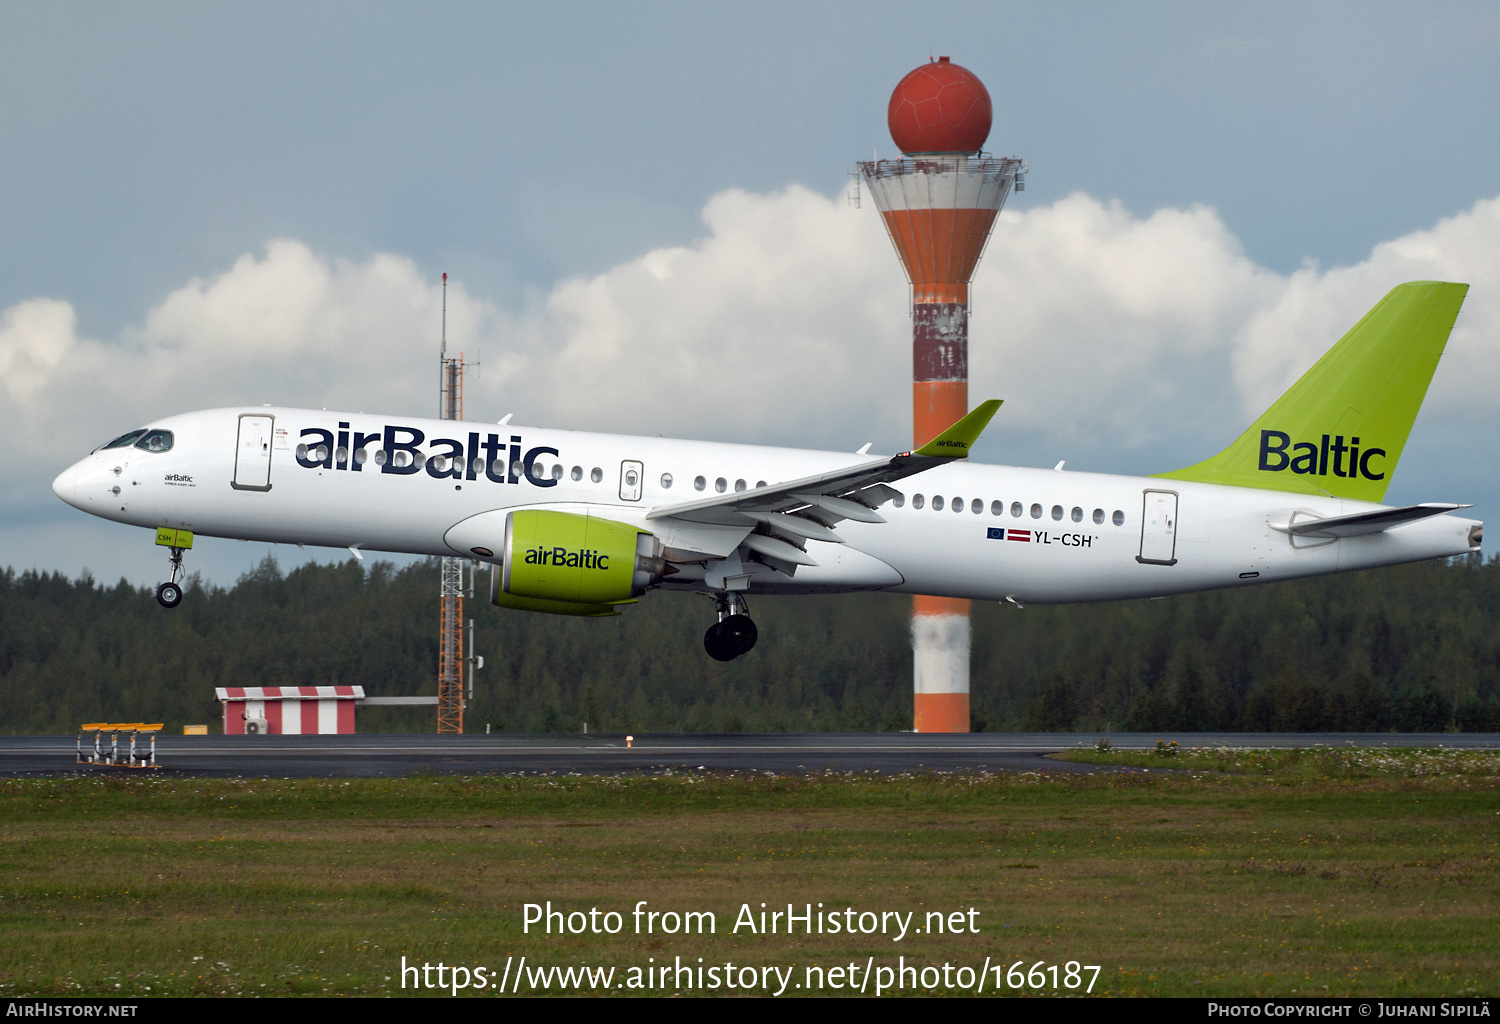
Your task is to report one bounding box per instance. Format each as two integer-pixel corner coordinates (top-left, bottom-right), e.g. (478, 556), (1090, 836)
(1272, 502), (1470, 539)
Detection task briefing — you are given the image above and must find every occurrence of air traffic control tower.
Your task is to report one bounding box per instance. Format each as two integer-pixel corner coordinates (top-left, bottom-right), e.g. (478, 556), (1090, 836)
(860, 57), (1024, 733)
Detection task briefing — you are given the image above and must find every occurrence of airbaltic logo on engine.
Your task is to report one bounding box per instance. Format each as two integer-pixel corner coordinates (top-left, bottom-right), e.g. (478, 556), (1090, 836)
(524, 547), (610, 570)
(1258, 430), (1386, 481)
(294, 423), (560, 487)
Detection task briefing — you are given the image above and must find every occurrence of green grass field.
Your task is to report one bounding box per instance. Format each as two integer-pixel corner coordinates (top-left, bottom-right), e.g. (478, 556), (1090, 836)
(1, 752), (1496, 998)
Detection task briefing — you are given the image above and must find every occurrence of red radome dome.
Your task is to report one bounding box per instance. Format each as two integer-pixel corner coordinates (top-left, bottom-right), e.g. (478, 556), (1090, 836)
(887, 57), (992, 154)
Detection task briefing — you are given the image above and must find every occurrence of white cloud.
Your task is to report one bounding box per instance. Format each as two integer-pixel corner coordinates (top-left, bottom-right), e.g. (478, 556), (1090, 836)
(484, 185), (907, 443)
(6, 186), (1500, 575)
(968, 195), (1284, 448)
(1231, 197), (1500, 418)
(0, 298), (80, 403)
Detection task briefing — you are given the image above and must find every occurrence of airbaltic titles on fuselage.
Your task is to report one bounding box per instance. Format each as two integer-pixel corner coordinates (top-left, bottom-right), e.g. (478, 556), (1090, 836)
(295, 422), (560, 486)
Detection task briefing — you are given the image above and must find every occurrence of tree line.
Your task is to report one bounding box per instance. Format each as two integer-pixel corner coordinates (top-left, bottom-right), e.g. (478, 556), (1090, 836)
(1, 553), (1497, 733)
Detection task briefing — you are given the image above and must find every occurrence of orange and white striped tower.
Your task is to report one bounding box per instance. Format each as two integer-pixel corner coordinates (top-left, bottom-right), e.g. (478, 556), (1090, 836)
(859, 57), (1024, 733)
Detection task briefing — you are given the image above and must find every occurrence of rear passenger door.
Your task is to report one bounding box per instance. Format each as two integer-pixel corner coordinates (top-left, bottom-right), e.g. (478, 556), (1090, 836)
(1137, 489), (1178, 565)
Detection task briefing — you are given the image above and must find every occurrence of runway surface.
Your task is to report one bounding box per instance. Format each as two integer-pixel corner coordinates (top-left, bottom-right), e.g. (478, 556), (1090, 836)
(3, 732), (1497, 778)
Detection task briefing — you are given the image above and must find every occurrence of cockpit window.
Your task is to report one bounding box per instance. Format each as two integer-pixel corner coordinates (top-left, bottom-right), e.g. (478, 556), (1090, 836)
(134, 430), (174, 453)
(99, 429), (147, 451)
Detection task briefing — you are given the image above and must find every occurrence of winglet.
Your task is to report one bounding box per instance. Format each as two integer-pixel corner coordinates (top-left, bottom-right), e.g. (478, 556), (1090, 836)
(912, 400), (1002, 458)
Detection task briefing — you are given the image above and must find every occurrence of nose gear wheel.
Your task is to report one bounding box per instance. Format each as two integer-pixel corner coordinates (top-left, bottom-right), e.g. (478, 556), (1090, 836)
(157, 544), (187, 609)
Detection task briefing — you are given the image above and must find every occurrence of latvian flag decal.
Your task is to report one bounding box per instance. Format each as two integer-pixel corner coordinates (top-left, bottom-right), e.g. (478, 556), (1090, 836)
(987, 528), (1032, 542)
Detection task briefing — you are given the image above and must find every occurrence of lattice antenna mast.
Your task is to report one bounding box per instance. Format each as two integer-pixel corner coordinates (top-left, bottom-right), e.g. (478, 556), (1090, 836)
(437, 272), (466, 734)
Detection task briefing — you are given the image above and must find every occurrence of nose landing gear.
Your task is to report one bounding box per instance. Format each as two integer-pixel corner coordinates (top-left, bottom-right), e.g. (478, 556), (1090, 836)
(703, 593), (757, 662)
(154, 527), (193, 609)
(155, 578), (183, 608)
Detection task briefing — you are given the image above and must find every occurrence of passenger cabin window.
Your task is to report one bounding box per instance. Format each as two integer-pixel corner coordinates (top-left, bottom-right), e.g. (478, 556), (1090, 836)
(971, 499), (982, 514)
(1051, 505), (1063, 521)
(660, 473), (673, 488)
(1011, 502), (1023, 518)
(1072, 507), (1083, 522)
(715, 477), (727, 493)
(892, 493), (905, 508)
(591, 467), (603, 483)
(734, 479), (746, 492)
(134, 430), (174, 453)
(571, 466), (583, 481)
(1113, 510), (1125, 526)
(932, 495), (944, 511)
(1030, 503), (1042, 519)
(694, 475), (706, 491)
(1093, 508), (1105, 524)
(991, 500), (1003, 515)
(913, 494), (925, 509)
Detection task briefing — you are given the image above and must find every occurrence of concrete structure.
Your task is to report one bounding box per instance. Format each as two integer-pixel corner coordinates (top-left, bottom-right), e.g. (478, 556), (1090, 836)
(859, 57), (1023, 733)
(217, 685), (363, 735)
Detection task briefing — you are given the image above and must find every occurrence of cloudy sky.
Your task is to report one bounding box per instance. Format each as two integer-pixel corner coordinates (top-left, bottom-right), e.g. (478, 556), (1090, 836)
(4, 2), (1499, 587)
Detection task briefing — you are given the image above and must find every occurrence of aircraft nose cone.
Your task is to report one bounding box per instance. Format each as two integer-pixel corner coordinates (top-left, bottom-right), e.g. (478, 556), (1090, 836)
(52, 461), (85, 509)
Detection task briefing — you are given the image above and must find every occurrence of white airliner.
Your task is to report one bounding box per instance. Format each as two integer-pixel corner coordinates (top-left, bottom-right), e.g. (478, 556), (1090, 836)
(52, 282), (1481, 660)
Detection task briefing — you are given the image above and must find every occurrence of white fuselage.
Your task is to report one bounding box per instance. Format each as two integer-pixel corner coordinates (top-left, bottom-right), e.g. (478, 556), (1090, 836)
(52, 407), (1481, 602)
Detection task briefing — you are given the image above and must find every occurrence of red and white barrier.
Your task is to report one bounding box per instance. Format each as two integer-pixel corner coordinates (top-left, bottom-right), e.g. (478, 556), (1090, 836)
(216, 686), (364, 735)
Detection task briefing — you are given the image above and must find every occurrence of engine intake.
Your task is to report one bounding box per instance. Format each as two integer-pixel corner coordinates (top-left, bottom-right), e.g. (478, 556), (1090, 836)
(493, 510), (665, 616)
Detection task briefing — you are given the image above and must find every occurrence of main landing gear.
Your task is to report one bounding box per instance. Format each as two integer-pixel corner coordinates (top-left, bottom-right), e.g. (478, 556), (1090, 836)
(703, 593), (757, 662)
(156, 546), (186, 609)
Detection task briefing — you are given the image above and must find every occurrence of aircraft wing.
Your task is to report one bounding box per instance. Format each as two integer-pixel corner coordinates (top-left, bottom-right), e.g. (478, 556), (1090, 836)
(645, 401), (1002, 539)
(645, 454), (917, 529)
(1273, 502), (1471, 539)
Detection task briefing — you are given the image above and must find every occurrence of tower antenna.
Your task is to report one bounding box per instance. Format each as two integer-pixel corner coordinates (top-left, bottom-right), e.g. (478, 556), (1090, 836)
(437, 271), (468, 733)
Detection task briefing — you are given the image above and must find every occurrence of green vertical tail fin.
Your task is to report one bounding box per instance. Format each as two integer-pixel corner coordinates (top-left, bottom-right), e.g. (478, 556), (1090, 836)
(1157, 281), (1468, 502)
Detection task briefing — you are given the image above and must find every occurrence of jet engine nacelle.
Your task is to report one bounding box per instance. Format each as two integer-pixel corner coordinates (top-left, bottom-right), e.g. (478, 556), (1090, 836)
(491, 509), (667, 617)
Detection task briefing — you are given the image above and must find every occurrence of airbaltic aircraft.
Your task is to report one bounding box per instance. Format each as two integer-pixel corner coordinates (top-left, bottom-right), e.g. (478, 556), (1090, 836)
(52, 281), (1481, 661)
